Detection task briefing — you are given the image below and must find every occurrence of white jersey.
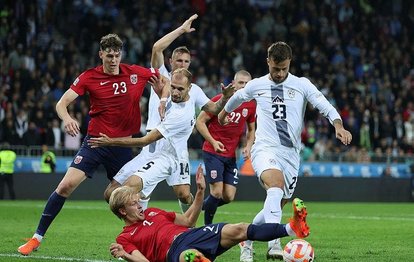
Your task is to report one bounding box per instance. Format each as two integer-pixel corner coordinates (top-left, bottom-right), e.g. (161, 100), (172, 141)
(146, 64), (210, 130)
(224, 73), (341, 150)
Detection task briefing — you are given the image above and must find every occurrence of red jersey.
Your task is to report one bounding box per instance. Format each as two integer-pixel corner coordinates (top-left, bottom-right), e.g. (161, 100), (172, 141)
(116, 208), (189, 262)
(70, 63), (159, 137)
(202, 94), (256, 157)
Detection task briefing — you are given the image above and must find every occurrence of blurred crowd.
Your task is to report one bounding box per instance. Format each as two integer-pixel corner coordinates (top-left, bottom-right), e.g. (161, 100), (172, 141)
(0, 0), (413, 163)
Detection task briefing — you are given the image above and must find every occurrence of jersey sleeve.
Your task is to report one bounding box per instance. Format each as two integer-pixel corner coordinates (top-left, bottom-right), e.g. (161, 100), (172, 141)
(224, 82), (254, 112)
(159, 64), (170, 79)
(191, 84), (210, 109)
(246, 101), (257, 123)
(132, 65), (160, 81)
(70, 72), (87, 95)
(116, 235), (138, 255)
(303, 77), (341, 125)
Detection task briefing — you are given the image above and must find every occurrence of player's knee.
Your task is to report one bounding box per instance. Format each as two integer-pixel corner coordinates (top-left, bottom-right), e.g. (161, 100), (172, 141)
(56, 181), (76, 197)
(176, 191), (193, 204)
(125, 176), (143, 191)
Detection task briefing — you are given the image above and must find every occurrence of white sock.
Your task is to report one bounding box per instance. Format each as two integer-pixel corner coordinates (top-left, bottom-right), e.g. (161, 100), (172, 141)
(139, 198), (150, 210)
(285, 223), (296, 236)
(252, 209), (265, 225)
(33, 233), (43, 242)
(263, 187), (283, 223)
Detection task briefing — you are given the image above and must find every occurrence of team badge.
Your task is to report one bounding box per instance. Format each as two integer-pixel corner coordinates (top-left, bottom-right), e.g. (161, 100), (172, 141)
(74, 155), (83, 164)
(242, 108), (248, 117)
(130, 74), (138, 84)
(210, 170), (217, 179)
(288, 89), (295, 98)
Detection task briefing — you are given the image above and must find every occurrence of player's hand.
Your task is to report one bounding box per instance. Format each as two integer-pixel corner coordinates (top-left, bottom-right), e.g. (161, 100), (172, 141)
(336, 127), (352, 145)
(212, 140), (226, 153)
(221, 82), (235, 100)
(242, 146), (251, 160)
(63, 117), (80, 137)
(88, 133), (112, 148)
(149, 75), (162, 93)
(180, 14), (198, 33)
(109, 243), (127, 259)
(218, 110), (230, 126)
(195, 164), (206, 191)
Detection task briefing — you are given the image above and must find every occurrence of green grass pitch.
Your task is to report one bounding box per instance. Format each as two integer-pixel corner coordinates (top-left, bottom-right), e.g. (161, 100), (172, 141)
(0, 200), (413, 261)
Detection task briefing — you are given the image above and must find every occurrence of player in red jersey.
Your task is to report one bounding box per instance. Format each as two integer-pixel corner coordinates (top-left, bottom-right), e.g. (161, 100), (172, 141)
(109, 165), (309, 262)
(196, 70), (256, 225)
(18, 33), (168, 256)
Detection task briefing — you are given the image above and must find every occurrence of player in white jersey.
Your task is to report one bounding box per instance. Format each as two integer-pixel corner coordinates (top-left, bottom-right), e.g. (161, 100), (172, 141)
(218, 42), (352, 261)
(89, 68), (233, 207)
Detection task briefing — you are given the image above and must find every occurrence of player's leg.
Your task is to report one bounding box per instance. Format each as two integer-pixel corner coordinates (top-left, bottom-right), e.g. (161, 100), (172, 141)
(202, 151), (225, 224)
(220, 157), (238, 204)
(0, 175), (5, 199)
(172, 184), (194, 213)
(18, 167), (87, 255)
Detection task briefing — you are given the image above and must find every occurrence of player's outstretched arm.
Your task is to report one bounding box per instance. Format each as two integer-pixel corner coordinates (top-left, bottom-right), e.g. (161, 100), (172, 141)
(56, 89), (80, 137)
(151, 14), (198, 68)
(174, 164), (206, 227)
(87, 130), (163, 148)
(333, 119), (352, 145)
(202, 83), (235, 115)
(110, 243), (149, 262)
(196, 111), (226, 153)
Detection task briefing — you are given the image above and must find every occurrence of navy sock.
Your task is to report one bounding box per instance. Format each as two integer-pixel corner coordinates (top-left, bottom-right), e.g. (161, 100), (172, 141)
(217, 199), (228, 207)
(36, 191), (66, 236)
(203, 194), (220, 225)
(246, 223), (288, 241)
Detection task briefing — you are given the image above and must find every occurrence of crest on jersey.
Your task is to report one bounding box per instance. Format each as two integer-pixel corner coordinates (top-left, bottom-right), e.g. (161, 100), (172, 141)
(272, 96), (284, 103)
(210, 170), (217, 179)
(287, 89), (295, 98)
(130, 74), (138, 84)
(74, 155), (83, 164)
(242, 108), (248, 117)
(148, 211), (158, 216)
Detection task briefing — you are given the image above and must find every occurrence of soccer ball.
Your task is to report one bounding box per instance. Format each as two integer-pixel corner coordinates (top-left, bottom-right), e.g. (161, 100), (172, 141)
(283, 239), (315, 262)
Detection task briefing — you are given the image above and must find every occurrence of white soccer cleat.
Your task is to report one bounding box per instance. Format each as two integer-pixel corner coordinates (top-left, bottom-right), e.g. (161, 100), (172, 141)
(266, 239), (283, 260)
(239, 241), (254, 262)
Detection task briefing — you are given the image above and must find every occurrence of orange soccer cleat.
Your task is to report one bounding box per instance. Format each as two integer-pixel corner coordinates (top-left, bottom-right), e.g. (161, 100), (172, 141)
(17, 238), (41, 256)
(289, 198), (310, 238)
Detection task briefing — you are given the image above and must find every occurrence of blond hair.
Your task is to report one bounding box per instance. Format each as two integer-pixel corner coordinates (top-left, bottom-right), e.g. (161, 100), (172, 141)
(109, 186), (135, 220)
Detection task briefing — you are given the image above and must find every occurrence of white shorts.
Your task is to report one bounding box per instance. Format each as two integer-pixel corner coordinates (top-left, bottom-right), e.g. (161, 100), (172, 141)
(251, 144), (300, 199)
(113, 140), (190, 198)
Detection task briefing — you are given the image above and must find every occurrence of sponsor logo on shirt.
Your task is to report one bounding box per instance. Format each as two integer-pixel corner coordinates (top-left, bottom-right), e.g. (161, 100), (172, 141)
(130, 74), (138, 84)
(287, 89), (295, 98)
(148, 211), (158, 216)
(100, 81), (110, 85)
(74, 155), (83, 164)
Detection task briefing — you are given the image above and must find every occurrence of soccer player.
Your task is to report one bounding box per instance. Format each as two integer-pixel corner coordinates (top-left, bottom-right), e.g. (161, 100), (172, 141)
(218, 42), (352, 261)
(99, 14), (217, 213)
(88, 68), (233, 209)
(196, 70), (256, 225)
(108, 165), (310, 262)
(18, 34), (166, 256)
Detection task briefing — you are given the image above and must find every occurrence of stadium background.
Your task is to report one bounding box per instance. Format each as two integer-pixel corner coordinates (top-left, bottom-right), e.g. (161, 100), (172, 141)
(0, 0), (413, 201)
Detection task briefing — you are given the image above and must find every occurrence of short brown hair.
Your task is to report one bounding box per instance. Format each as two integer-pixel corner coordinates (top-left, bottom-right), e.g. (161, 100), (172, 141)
(100, 33), (123, 52)
(267, 42), (292, 62)
(109, 186), (135, 220)
(172, 46), (191, 58)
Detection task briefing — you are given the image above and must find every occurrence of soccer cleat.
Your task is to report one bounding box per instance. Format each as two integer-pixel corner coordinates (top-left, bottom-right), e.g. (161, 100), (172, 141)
(289, 198), (310, 238)
(239, 241), (254, 262)
(266, 239), (283, 260)
(18, 238), (41, 256)
(184, 250), (211, 262)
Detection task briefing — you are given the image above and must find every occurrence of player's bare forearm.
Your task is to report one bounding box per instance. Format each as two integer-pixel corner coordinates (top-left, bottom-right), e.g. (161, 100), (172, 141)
(196, 112), (215, 144)
(333, 119), (343, 129)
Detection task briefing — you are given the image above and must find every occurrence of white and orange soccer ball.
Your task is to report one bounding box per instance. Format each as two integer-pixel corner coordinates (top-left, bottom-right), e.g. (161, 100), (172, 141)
(283, 239), (315, 262)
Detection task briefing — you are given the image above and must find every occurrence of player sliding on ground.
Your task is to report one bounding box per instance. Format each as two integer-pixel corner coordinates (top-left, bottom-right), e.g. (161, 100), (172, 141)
(108, 165), (309, 262)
